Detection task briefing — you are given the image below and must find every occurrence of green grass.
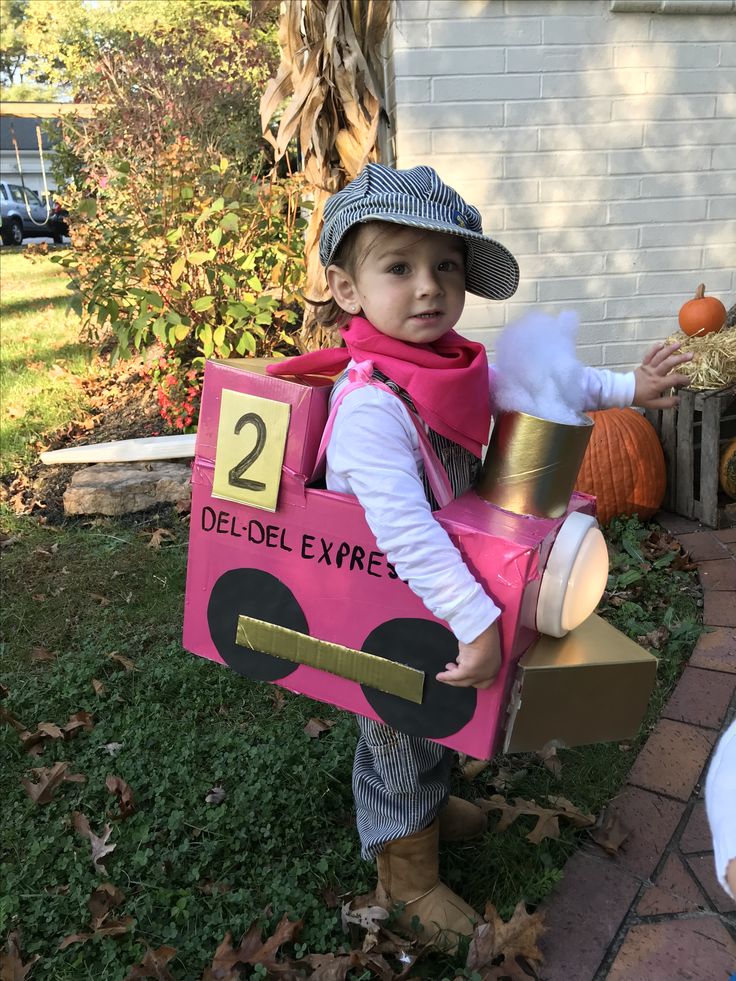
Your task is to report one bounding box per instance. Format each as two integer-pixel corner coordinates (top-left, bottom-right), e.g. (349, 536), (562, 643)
(0, 250), (92, 476)
(0, 257), (703, 979)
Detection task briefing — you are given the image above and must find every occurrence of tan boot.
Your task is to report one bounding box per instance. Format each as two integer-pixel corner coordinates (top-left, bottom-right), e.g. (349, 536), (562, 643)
(438, 796), (487, 841)
(375, 819), (480, 953)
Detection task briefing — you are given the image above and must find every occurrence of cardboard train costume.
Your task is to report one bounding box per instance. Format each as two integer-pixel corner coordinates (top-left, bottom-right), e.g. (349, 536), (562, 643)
(184, 162), (655, 759)
(182, 354), (656, 760)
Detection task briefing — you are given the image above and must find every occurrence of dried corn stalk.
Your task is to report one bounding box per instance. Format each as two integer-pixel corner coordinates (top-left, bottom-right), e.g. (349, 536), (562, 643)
(260, 0), (390, 347)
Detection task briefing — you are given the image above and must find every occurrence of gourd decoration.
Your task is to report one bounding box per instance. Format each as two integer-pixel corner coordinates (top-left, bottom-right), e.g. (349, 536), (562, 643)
(574, 408), (666, 525)
(678, 284), (727, 337)
(720, 438), (736, 500)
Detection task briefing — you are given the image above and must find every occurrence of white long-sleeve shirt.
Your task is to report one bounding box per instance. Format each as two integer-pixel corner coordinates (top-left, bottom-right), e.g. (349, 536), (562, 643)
(705, 720), (736, 900)
(326, 362), (635, 643)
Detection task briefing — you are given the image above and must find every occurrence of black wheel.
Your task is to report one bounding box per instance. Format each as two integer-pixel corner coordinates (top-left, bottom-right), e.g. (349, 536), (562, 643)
(360, 618), (477, 739)
(207, 568), (307, 682)
(1, 219), (23, 247)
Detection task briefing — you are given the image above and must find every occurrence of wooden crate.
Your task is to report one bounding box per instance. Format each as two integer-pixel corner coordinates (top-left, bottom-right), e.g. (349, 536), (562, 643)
(645, 385), (736, 528)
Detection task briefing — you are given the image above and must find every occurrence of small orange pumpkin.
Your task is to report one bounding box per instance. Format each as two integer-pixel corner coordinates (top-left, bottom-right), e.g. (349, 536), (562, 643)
(678, 284), (726, 337)
(575, 408), (666, 524)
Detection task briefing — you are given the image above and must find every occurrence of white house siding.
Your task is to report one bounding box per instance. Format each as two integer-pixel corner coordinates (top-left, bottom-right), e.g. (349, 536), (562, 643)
(0, 116), (57, 196)
(385, 0), (736, 371)
(0, 150), (52, 196)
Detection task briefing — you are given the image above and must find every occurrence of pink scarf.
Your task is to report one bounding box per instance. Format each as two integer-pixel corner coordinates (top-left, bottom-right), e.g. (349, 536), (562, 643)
(267, 316), (490, 456)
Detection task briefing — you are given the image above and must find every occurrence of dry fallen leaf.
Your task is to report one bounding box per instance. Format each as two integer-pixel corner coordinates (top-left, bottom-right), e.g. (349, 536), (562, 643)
(89, 592), (110, 606)
(147, 528), (176, 549)
(466, 901), (546, 976)
(108, 652), (137, 671)
(123, 945), (177, 980)
(102, 742), (124, 756)
(198, 880), (231, 896)
(88, 882), (125, 927)
(590, 805), (631, 856)
(72, 811), (116, 872)
(0, 704), (27, 733)
(204, 915), (305, 980)
(106, 775), (136, 819)
(205, 786), (226, 805)
(22, 761), (85, 805)
(536, 742), (563, 779)
(270, 687), (286, 712)
(31, 645), (57, 663)
(59, 881), (133, 949)
(492, 766), (528, 793)
(63, 711), (94, 737)
(476, 794), (595, 845)
(92, 679), (105, 696)
(304, 717), (336, 738)
(302, 951), (353, 980)
(0, 931), (40, 980)
(341, 901), (389, 934)
(461, 758), (491, 781)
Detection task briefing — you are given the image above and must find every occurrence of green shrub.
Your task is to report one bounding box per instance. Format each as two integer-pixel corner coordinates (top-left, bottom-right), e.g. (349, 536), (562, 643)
(57, 155), (307, 365)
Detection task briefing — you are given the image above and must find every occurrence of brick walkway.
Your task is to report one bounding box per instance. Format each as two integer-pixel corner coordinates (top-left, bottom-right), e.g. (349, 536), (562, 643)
(538, 513), (736, 981)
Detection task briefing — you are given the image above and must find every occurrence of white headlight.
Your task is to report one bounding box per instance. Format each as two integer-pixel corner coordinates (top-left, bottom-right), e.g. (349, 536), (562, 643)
(535, 511), (609, 638)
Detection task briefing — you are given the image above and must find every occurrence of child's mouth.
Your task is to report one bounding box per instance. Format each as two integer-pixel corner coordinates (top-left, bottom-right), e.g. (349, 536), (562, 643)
(414, 311), (442, 320)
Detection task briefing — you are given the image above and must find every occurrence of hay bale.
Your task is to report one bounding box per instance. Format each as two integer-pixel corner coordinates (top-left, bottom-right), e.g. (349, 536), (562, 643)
(666, 324), (736, 391)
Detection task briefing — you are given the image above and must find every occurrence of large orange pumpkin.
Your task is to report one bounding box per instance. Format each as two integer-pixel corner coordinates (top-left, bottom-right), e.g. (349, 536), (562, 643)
(574, 408), (666, 524)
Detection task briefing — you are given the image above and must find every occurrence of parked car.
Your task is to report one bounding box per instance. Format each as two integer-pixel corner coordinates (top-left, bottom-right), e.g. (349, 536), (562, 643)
(0, 181), (69, 246)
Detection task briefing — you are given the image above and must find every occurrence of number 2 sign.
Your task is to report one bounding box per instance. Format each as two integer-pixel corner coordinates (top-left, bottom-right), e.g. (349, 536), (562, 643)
(212, 388), (291, 512)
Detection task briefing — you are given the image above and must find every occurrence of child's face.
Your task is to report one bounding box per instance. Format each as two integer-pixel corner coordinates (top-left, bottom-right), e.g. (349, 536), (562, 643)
(328, 225), (466, 344)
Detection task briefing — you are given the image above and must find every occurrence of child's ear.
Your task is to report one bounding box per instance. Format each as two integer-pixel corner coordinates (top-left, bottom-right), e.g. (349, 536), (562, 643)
(326, 265), (360, 314)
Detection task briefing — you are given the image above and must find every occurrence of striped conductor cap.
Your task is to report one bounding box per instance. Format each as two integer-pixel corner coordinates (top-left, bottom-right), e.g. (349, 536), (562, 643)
(319, 163), (519, 301)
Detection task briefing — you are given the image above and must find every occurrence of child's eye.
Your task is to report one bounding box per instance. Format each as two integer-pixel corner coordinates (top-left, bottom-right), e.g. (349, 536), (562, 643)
(388, 263), (408, 275)
(439, 260), (461, 272)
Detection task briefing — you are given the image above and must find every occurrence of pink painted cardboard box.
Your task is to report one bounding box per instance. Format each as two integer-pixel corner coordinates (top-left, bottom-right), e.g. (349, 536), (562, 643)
(183, 359), (653, 759)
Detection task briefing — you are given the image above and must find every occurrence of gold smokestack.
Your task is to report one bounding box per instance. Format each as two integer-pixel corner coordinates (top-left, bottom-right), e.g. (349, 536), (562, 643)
(476, 411), (593, 519)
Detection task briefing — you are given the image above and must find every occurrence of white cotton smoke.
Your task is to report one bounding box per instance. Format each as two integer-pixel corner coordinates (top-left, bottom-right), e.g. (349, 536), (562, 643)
(493, 310), (589, 426)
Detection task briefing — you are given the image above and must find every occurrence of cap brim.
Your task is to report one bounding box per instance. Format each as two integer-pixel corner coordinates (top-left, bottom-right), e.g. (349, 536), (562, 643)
(352, 212), (520, 301)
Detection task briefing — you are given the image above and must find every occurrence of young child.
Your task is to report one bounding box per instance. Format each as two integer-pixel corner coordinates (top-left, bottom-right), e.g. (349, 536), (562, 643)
(276, 164), (691, 950)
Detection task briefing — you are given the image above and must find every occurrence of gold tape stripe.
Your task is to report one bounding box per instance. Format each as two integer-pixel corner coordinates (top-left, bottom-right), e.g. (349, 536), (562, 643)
(235, 615), (425, 704)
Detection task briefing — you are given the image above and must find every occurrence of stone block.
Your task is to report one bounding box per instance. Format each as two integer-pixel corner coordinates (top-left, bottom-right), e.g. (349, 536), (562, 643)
(704, 592), (736, 628)
(636, 854), (707, 916)
(680, 801), (716, 854)
(627, 719), (716, 801)
(689, 628), (736, 674)
(606, 786), (684, 881)
(678, 531), (730, 562)
(64, 462), (191, 516)
(539, 850), (639, 981)
(607, 918), (736, 981)
(663, 667), (736, 730)
(686, 854), (736, 915)
(698, 559), (736, 591)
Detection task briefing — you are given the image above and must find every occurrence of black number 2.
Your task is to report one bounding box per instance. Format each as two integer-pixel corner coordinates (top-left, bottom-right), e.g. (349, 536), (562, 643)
(228, 412), (267, 491)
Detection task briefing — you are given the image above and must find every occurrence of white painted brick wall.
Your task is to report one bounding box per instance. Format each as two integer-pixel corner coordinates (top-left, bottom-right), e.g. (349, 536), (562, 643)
(387, 0), (736, 371)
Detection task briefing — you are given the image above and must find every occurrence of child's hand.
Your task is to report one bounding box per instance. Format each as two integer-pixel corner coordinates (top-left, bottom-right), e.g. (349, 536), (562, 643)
(436, 622), (502, 690)
(633, 342), (693, 409)
(727, 858), (736, 898)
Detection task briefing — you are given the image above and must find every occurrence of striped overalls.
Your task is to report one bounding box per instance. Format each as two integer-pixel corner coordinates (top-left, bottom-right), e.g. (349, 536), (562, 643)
(346, 370), (481, 859)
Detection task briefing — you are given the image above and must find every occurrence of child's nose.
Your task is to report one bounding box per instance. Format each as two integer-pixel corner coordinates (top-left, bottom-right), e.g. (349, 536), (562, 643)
(416, 268), (443, 296)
